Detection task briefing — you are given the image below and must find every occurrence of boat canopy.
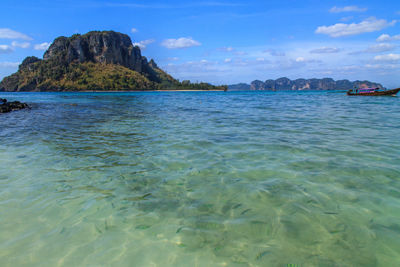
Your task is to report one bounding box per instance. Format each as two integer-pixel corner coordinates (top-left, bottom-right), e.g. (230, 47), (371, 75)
(358, 88), (378, 91)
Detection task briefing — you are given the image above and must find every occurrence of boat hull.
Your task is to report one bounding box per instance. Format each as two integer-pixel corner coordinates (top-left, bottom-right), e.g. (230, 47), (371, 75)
(347, 88), (400, 96)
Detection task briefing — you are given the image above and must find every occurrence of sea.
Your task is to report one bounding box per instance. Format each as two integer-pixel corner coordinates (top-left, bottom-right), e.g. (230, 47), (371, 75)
(0, 91), (399, 266)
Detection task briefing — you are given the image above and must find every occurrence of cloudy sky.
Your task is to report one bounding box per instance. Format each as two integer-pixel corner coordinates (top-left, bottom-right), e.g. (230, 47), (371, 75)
(1, 0), (400, 87)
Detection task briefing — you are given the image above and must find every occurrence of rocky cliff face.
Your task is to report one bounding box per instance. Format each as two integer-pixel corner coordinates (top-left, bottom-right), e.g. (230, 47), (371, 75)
(244, 77), (383, 91)
(43, 31), (143, 72)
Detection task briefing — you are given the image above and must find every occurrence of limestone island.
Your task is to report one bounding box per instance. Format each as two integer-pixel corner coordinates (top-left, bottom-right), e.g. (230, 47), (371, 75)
(229, 78), (383, 91)
(0, 31), (227, 92)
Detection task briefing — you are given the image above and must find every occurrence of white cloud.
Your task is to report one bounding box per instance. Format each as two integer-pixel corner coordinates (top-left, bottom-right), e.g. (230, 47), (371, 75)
(0, 28), (32, 40)
(264, 49), (285, 56)
(34, 42), (50, 50)
(234, 51), (247, 56)
(11, 41), (30, 48)
(168, 57), (179, 61)
(365, 63), (399, 70)
(0, 61), (20, 68)
(366, 43), (396, 53)
(337, 65), (360, 71)
(0, 45), (14, 54)
(377, 34), (400, 42)
(349, 43), (397, 55)
(224, 58), (232, 63)
(161, 37), (201, 49)
(133, 39), (155, 49)
(218, 46), (234, 52)
(316, 17), (396, 37)
(374, 54), (400, 62)
(340, 16), (354, 22)
(310, 47), (340, 53)
(292, 57), (320, 64)
(131, 28), (138, 33)
(330, 6), (367, 13)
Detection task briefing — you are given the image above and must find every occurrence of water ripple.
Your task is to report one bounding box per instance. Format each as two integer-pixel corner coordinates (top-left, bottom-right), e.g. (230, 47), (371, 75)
(0, 91), (399, 266)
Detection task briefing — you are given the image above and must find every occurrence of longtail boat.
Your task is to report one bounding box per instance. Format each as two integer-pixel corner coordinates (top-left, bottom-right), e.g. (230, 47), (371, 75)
(347, 87), (400, 96)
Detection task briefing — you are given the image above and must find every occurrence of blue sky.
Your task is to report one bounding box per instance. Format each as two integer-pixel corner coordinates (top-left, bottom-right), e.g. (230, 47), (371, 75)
(1, 0), (400, 87)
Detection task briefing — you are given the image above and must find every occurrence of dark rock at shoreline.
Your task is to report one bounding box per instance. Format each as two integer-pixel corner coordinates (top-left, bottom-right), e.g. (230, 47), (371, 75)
(0, 99), (29, 113)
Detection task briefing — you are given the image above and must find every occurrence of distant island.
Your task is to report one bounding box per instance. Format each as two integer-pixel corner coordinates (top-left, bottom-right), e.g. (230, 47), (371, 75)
(229, 78), (383, 91)
(0, 31), (227, 92)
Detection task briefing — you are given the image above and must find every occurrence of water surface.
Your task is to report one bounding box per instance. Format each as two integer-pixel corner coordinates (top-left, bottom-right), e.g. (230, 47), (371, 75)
(0, 91), (399, 266)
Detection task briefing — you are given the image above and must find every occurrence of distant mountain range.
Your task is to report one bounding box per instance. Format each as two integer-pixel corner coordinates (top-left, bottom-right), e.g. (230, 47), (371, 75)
(229, 78), (384, 91)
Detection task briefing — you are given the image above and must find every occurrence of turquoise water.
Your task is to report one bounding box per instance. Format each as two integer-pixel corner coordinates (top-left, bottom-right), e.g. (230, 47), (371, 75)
(0, 91), (399, 266)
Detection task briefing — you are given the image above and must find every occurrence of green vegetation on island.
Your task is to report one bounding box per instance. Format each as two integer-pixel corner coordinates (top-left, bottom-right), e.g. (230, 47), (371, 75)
(0, 31), (227, 92)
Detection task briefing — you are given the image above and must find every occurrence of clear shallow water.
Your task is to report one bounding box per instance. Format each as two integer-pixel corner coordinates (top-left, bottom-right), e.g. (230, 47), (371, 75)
(0, 91), (399, 266)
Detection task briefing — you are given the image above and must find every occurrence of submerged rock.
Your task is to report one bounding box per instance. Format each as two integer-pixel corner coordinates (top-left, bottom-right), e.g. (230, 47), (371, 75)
(0, 99), (29, 113)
